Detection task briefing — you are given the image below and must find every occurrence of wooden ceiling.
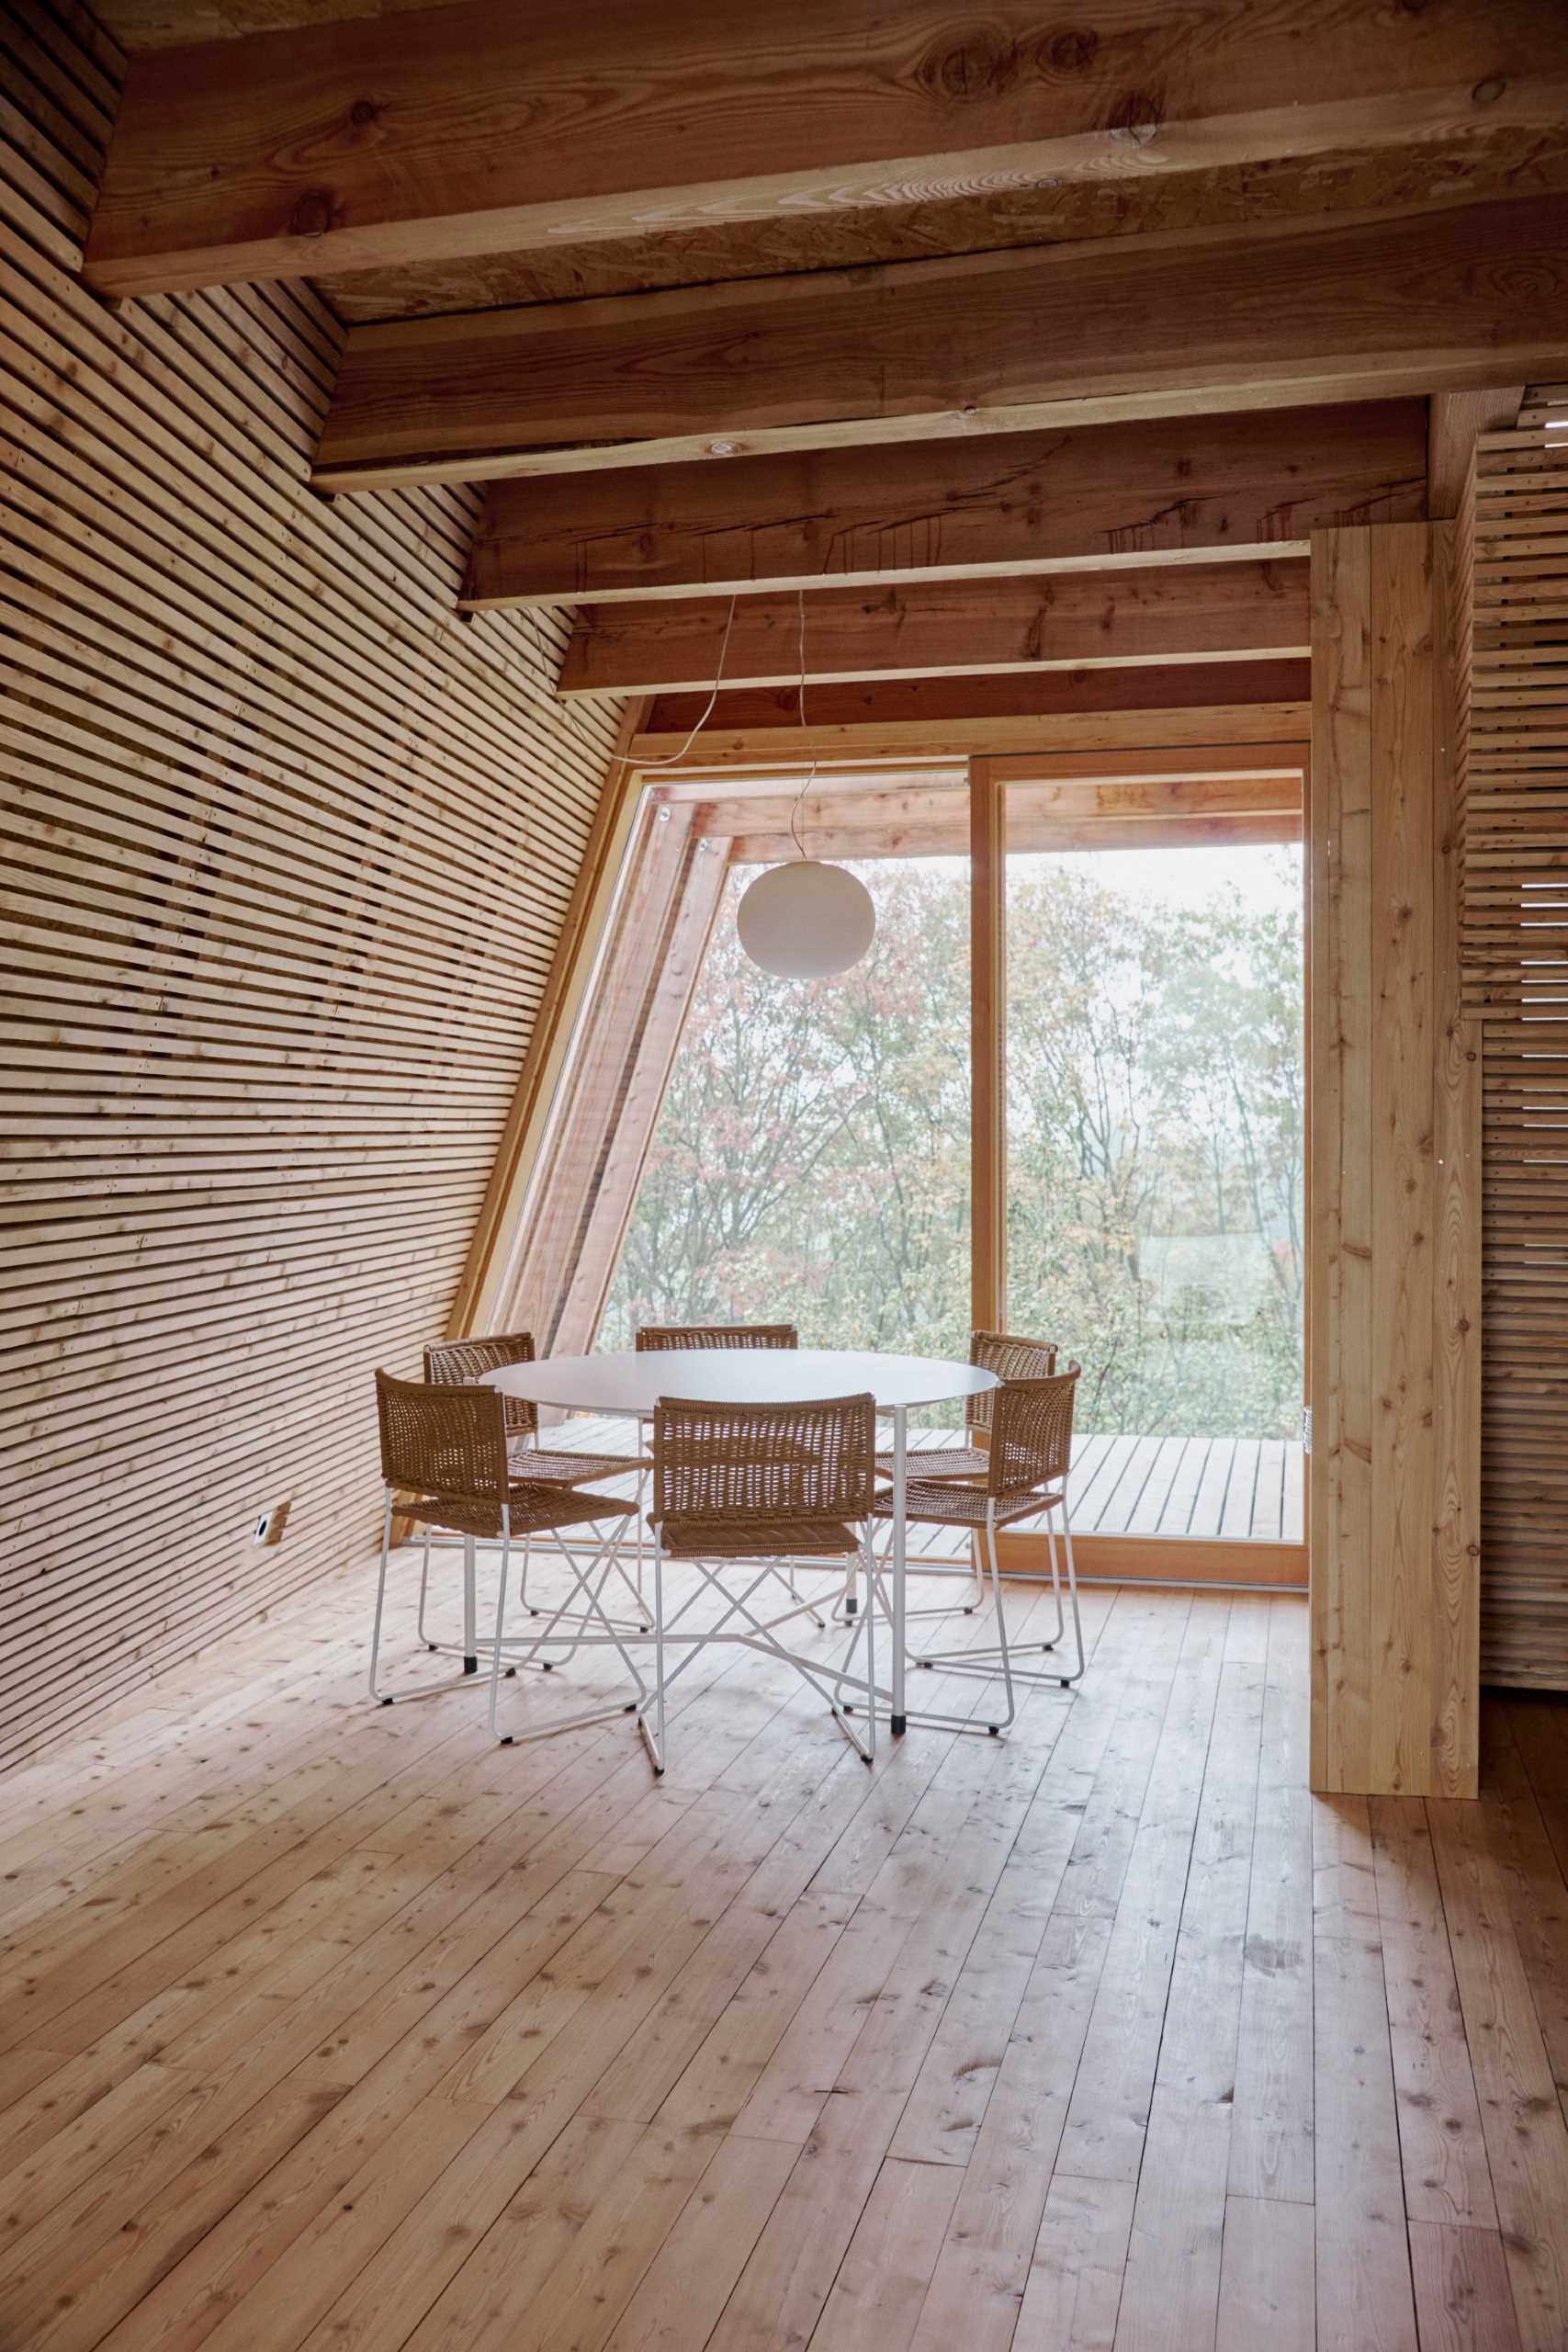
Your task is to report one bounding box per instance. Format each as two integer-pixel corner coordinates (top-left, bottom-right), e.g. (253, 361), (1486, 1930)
(76, 0), (1568, 741)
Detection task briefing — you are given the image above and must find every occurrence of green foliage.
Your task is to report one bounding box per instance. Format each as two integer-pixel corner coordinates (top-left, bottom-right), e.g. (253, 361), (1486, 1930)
(601, 848), (1303, 1439)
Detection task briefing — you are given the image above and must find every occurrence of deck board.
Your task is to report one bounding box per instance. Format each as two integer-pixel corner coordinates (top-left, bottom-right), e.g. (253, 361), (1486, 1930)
(558, 1420), (1304, 1548)
(0, 1559), (1554, 2352)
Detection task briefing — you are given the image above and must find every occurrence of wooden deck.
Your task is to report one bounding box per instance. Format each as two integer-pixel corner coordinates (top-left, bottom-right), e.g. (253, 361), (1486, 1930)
(0, 1554), (1564, 2352)
(560, 1420), (1305, 1549)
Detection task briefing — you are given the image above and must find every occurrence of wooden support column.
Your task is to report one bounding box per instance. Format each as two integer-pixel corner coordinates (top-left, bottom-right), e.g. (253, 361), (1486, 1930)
(1308, 522), (1480, 1797)
(970, 759), (1004, 1334)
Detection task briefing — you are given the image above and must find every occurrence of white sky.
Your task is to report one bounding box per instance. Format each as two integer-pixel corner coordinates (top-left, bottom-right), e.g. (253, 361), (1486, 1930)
(1015, 842), (1303, 920)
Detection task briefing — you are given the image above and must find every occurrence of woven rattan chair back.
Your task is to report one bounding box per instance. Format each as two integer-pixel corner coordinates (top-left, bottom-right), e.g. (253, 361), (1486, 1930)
(652, 1393), (874, 1526)
(637, 1323), (798, 1352)
(967, 1329), (1058, 1434)
(987, 1363), (1081, 1499)
(423, 1332), (538, 1437)
(376, 1368), (510, 1506)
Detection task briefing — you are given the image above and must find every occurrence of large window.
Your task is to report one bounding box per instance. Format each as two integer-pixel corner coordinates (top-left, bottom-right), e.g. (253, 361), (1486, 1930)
(500, 752), (1307, 1537)
(1004, 835), (1303, 1439)
(601, 854), (971, 1361)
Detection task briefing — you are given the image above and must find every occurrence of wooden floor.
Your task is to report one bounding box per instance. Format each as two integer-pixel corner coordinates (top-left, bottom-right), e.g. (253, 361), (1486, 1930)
(2, 1546), (1566, 2352)
(562, 1419), (1306, 1547)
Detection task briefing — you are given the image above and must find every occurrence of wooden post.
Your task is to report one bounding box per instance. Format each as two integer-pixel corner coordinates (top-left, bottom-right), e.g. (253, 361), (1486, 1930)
(1308, 523), (1480, 1797)
(970, 758), (1006, 1334)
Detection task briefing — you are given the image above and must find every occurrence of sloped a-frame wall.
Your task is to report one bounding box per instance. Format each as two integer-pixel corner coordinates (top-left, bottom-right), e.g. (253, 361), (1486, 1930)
(0, 6), (627, 1770)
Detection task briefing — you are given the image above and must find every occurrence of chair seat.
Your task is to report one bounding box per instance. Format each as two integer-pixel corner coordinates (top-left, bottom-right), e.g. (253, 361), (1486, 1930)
(871, 1480), (1063, 1530)
(874, 1443), (988, 1482)
(405, 1485), (639, 1540)
(506, 1440), (646, 1484)
(655, 1514), (864, 1560)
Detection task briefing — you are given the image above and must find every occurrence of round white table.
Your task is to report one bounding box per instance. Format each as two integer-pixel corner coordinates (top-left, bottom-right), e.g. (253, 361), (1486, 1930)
(483, 1347), (998, 1735)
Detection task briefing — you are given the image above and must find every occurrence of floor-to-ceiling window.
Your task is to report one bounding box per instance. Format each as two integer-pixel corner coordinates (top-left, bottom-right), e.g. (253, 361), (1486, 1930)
(601, 850), (972, 1367)
(1002, 834), (1304, 1441)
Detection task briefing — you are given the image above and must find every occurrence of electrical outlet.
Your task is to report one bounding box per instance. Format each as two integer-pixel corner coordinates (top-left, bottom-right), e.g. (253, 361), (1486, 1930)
(252, 1499), (291, 1546)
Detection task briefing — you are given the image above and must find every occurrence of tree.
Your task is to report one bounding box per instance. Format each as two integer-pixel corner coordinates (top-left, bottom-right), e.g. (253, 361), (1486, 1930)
(602, 846), (1304, 1440)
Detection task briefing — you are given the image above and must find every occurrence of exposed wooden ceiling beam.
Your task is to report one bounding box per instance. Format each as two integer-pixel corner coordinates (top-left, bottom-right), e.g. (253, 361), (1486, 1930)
(635, 660), (1312, 765)
(645, 659), (1311, 740)
(652, 740), (1304, 803)
(311, 198), (1568, 491)
(728, 809), (1303, 862)
(1427, 387), (1527, 518)
(700, 767), (1305, 866)
(558, 561), (1307, 701)
(84, 0), (1568, 300)
(463, 400), (1426, 609)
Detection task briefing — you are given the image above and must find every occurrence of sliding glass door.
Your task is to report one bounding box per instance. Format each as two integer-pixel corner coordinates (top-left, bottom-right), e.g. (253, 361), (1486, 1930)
(995, 755), (1306, 1543)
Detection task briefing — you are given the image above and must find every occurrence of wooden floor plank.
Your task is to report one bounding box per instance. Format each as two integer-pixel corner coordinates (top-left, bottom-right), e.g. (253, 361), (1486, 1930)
(1427, 1792), (1568, 2352)
(0, 1561), (1545, 2352)
(1217, 2193), (1315, 2351)
(1312, 1797), (1419, 2352)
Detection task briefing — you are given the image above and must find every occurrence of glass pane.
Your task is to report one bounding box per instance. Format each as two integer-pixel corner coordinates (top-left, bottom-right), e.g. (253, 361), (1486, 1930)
(601, 849), (971, 1370)
(1002, 827), (1304, 1446)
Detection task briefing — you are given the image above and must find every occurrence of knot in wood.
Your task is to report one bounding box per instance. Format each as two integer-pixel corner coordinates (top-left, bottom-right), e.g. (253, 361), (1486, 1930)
(1108, 88), (1163, 145)
(918, 28), (1021, 100)
(288, 188), (336, 239)
(1046, 27), (1099, 73)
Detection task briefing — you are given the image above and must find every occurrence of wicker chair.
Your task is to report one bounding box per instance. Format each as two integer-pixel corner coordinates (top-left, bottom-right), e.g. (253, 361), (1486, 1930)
(424, 1334), (644, 1484)
(637, 1320), (833, 1626)
(373, 1372), (646, 1745)
(870, 1363), (1085, 1735)
(644, 1392), (878, 1773)
(424, 1332), (649, 1633)
(636, 1323), (798, 1351)
(874, 1329), (1057, 1485)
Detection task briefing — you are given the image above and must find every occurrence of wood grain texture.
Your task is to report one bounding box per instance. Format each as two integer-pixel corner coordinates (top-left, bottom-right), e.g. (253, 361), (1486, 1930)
(1308, 525), (1479, 1798)
(644, 658), (1316, 748)
(1427, 390), (1523, 521)
(464, 401), (1427, 610)
(310, 198), (1568, 489)
(7, 1566), (1568, 2345)
(0, 15), (626, 1773)
(311, 130), (1568, 329)
(83, 0), (1568, 298)
(558, 562), (1310, 700)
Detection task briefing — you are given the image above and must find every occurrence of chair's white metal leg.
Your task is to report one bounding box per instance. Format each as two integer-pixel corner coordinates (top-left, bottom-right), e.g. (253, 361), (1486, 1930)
(985, 1507), (1017, 1732)
(891, 1405), (908, 1735)
(642, 1533), (667, 1775)
(488, 1517), (512, 1741)
(1060, 1498), (1087, 1684)
(862, 1531), (876, 1758)
(416, 1530), (435, 1650)
(368, 1494), (395, 1703)
(1043, 1518), (1065, 1654)
(462, 1534), (478, 1675)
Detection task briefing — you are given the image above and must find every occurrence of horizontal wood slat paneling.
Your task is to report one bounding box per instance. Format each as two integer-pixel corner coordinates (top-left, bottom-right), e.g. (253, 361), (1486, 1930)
(1456, 423), (1568, 1688)
(0, 5), (626, 1773)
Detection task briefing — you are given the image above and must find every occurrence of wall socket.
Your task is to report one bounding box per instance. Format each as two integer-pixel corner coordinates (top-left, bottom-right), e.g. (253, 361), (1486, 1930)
(252, 1499), (291, 1546)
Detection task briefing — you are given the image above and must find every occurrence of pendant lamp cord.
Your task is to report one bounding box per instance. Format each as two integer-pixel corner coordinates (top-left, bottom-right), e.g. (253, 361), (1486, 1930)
(609, 594), (739, 769)
(789, 587), (818, 859)
(609, 583), (818, 862)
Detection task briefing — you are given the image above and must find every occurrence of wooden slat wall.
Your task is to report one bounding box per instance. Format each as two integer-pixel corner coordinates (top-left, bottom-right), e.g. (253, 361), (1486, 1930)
(0, 3), (626, 1772)
(1308, 522), (1481, 1796)
(1459, 428), (1568, 1684)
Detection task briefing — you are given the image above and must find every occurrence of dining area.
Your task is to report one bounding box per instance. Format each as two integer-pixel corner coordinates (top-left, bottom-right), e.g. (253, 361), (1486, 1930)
(369, 1326), (1086, 1771)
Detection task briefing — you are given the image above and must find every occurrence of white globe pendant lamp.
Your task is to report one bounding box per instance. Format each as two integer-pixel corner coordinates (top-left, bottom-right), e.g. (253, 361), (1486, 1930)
(737, 855), (876, 979)
(733, 595), (876, 979)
